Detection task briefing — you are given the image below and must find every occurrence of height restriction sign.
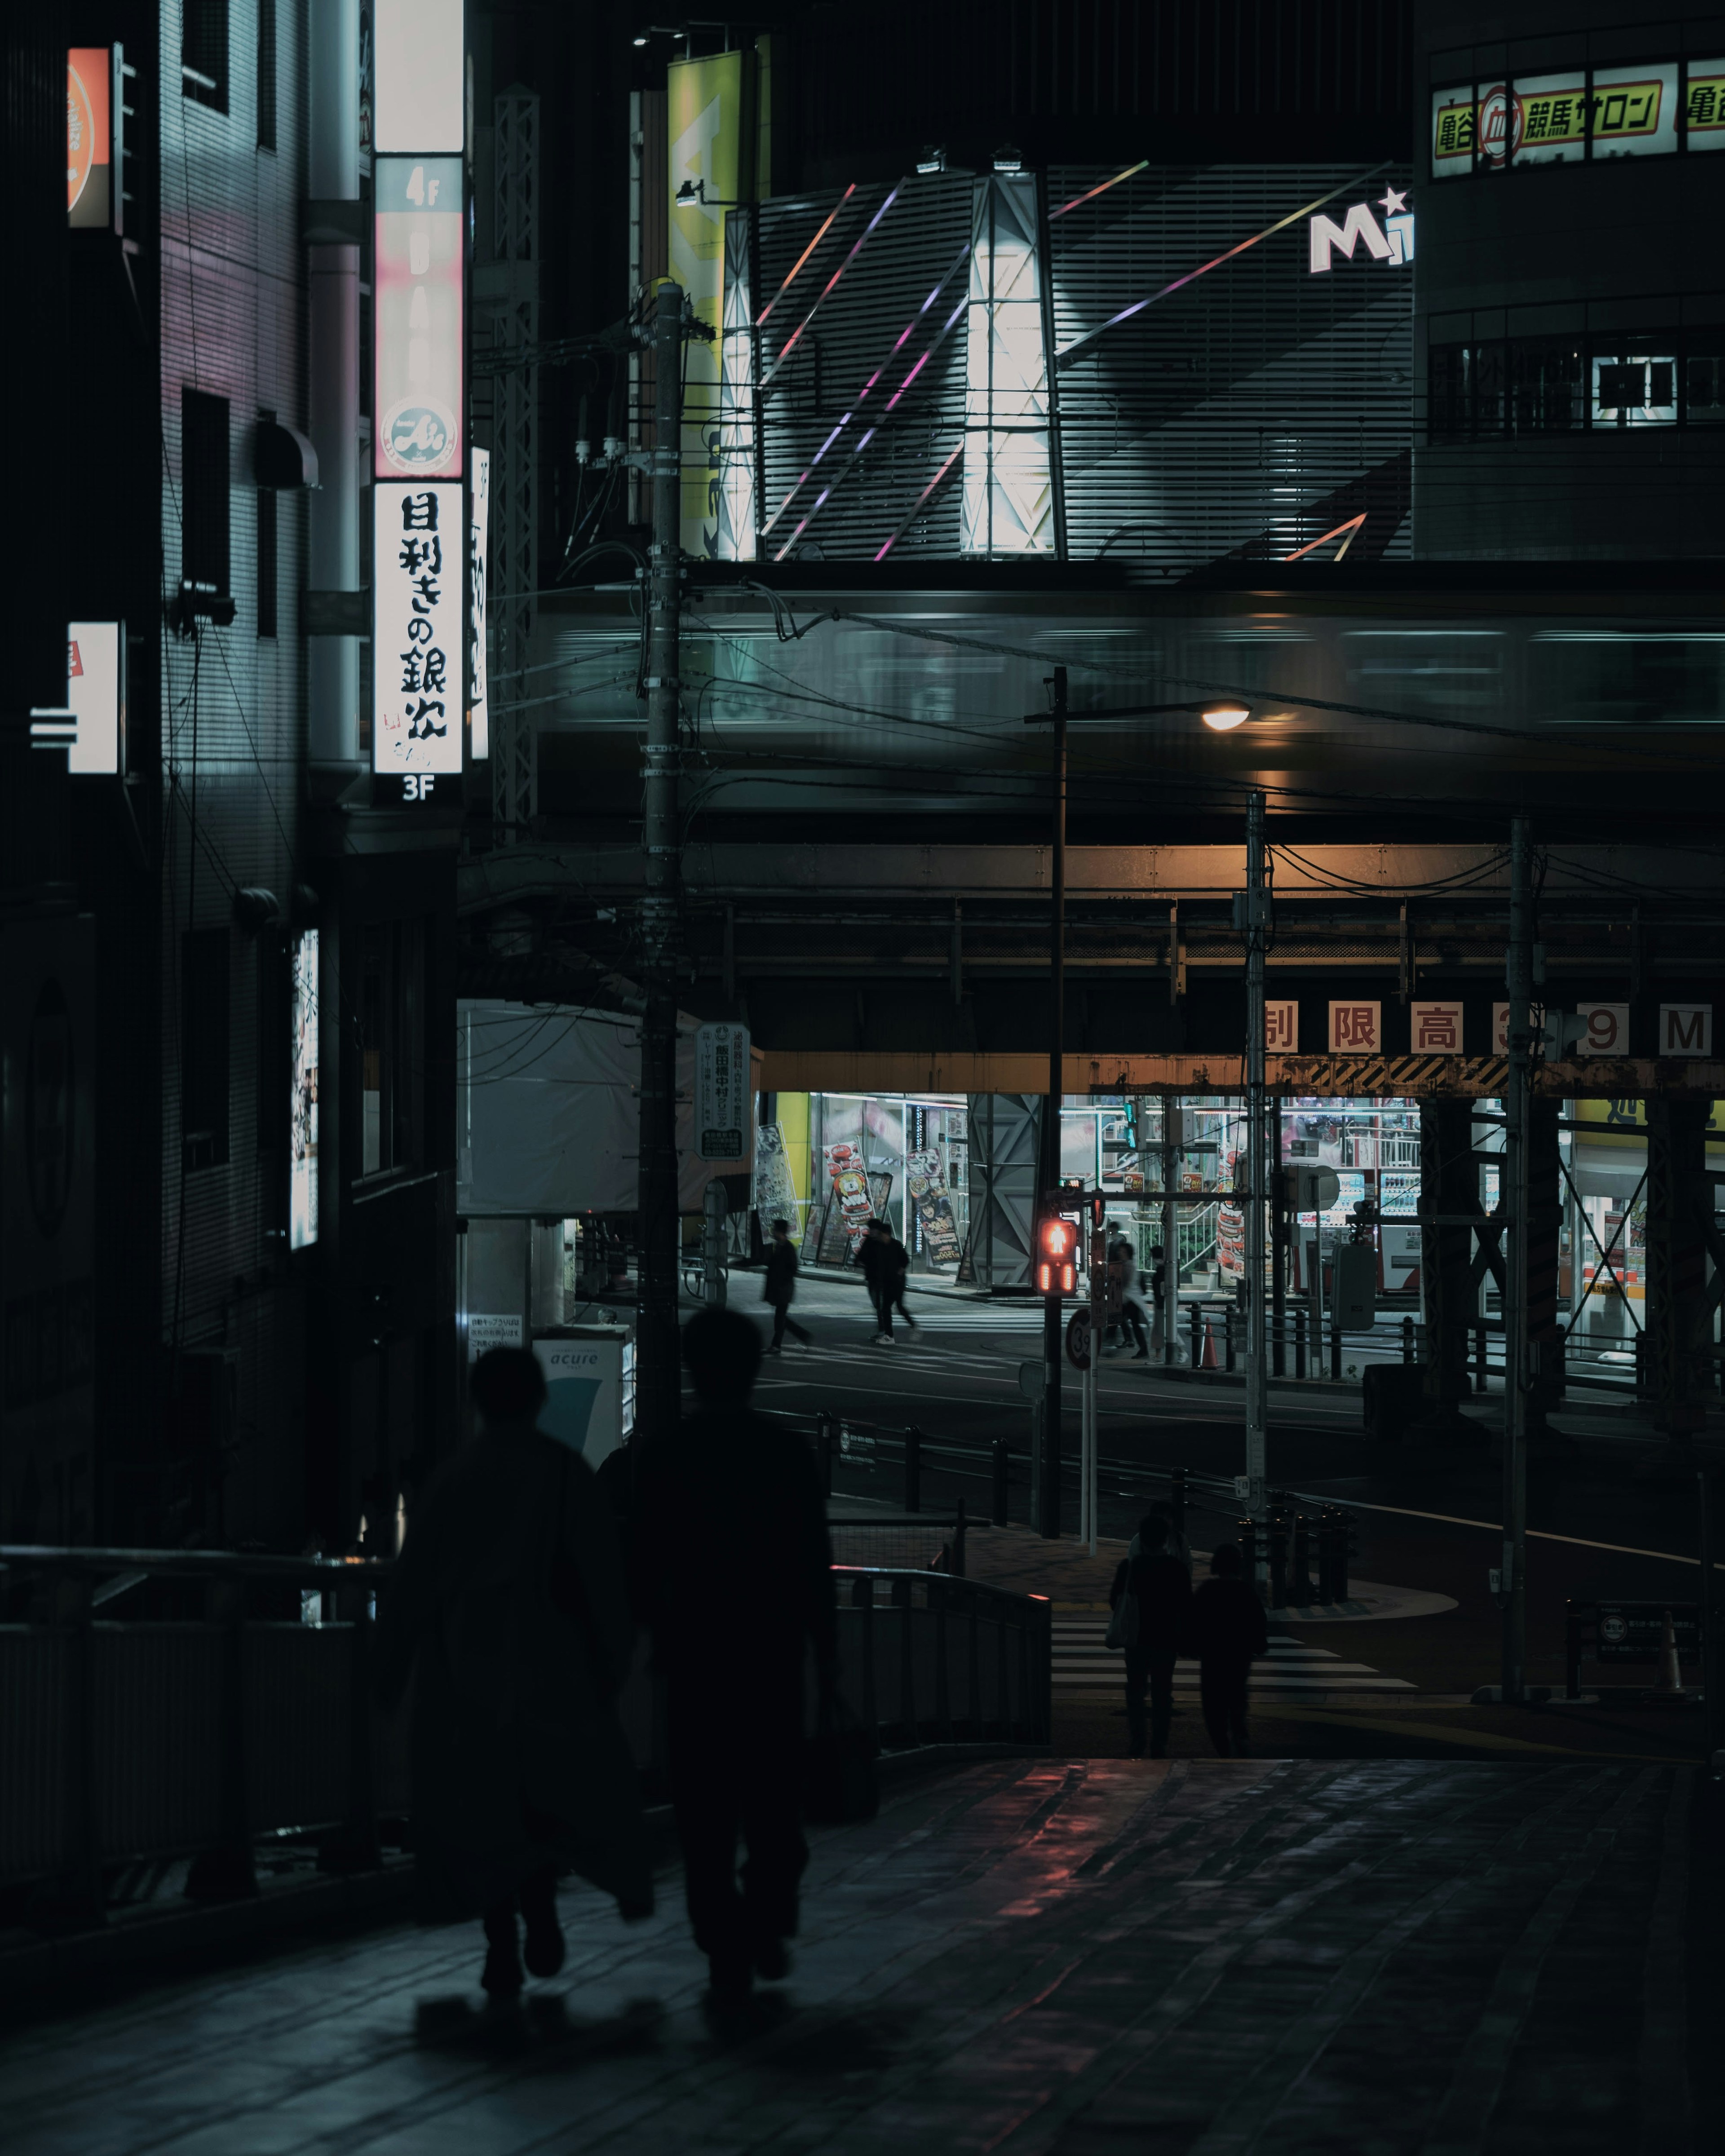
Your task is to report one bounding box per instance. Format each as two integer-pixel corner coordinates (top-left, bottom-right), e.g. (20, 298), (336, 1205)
(694, 1023), (750, 1159)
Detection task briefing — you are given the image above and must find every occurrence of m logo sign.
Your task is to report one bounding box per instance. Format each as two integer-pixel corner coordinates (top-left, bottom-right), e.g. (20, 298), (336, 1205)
(1660, 1004), (1712, 1058)
(1309, 189), (1414, 273)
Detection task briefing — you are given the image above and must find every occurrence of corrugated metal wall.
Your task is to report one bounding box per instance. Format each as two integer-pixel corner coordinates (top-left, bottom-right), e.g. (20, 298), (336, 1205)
(156, 0), (310, 1543)
(1049, 162), (1414, 566)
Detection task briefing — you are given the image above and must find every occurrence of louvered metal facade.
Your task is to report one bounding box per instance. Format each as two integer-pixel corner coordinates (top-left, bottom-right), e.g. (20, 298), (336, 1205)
(742, 162), (1412, 569)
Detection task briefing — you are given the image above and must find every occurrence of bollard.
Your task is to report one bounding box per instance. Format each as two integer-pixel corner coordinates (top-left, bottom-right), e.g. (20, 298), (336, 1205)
(1330, 1313), (1342, 1382)
(1224, 1306), (1236, 1374)
(1170, 1465), (1188, 1545)
(1402, 1314), (1414, 1365)
(1190, 1301), (1203, 1370)
(904, 1423), (924, 1513)
(818, 1410), (837, 1498)
(1267, 1508), (1289, 1612)
(1315, 1510), (1336, 1606)
(991, 1436), (1010, 1527)
(1474, 1323), (1487, 1394)
(1290, 1514), (1315, 1606)
(1294, 1306), (1307, 1380)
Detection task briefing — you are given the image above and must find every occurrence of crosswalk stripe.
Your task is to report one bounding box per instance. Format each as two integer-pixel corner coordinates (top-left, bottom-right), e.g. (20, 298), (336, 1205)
(1051, 1626), (1415, 1693)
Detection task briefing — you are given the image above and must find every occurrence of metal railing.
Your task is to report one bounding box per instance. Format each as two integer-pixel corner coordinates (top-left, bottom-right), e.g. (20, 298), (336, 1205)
(0, 1542), (1050, 1917)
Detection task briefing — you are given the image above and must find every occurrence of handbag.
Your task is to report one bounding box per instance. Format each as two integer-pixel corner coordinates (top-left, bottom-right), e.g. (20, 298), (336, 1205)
(1104, 1556), (1137, 1651)
(802, 1689), (880, 1825)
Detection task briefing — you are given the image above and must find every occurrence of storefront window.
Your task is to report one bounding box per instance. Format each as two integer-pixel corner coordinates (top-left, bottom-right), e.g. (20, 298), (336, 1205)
(1592, 349), (1677, 426)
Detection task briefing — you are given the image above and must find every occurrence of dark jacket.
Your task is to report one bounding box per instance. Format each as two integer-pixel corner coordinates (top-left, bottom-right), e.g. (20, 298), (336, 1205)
(860, 1233), (907, 1290)
(1190, 1576), (1270, 1668)
(631, 1404), (836, 1704)
(763, 1237), (799, 1307)
(1110, 1547), (1190, 1653)
(376, 1427), (651, 1918)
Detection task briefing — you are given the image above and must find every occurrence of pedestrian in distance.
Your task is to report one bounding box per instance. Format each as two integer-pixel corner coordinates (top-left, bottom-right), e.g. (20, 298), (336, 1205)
(1147, 1241), (1171, 1360)
(1108, 1512), (1192, 1758)
(1189, 1541), (1269, 1757)
(375, 1347), (652, 2003)
(762, 1217), (811, 1355)
(1104, 1229), (1150, 1359)
(861, 1217), (916, 1344)
(631, 1306), (838, 2017)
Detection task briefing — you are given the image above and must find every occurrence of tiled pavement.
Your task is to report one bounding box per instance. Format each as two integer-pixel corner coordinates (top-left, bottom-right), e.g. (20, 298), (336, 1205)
(2, 1756), (1706, 2155)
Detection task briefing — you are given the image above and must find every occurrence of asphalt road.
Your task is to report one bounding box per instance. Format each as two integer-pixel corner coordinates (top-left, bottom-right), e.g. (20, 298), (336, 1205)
(722, 1271), (1724, 1736)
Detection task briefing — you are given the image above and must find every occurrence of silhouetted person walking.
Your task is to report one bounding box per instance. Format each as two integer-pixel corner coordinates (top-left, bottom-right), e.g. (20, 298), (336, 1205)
(762, 1217), (811, 1354)
(632, 1307), (837, 2012)
(1109, 1513), (1191, 1757)
(861, 1218), (916, 1343)
(376, 1348), (651, 2000)
(1190, 1541), (1268, 1757)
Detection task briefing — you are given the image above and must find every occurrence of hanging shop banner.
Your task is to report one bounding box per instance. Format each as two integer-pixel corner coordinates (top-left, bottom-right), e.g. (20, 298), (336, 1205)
(289, 928), (319, 1250)
(373, 482), (463, 799)
(820, 1142), (879, 1257)
(906, 1146), (963, 1264)
(67, 49), (115, 228)
(468, 447), (490, 760)
(752, 1120), (800, 1228)
(1434, 57), (1701, 175)
(374, 155), (464, 485)
(66, 623), (124, 776)
(669, 50), (752, 557)
(695, 1022), (751, 1158)
(372, 0), (462, 154)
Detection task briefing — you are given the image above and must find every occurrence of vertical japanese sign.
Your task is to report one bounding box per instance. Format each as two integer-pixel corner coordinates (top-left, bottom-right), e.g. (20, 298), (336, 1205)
(67, 49), (114, 228)
(668, 51), (750, 557)
(372, 0), (462, 153)
(468, 447), (490, 759)
(694, 1021), (750, 1158)
(374, 155), (464, 486)
(289, 929), (319, 1250)
(374, 483), (463, 796)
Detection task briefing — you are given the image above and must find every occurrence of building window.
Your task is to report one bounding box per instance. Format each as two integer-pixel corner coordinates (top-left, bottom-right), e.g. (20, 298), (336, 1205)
(182, 0), (229, 114)
(181, 388), (231, 601)
(257, 406), (278, 636)
(1592, 350), (1677, 426)
(1686, 343), (1725, 425)
(181, 926), (232, 1172)
(257, 0), (276, 150)
(359, 920), (425, 1178)
(1511, 340), (1583, 432)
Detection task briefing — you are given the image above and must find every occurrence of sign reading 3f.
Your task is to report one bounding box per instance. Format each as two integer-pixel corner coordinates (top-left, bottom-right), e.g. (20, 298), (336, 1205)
(1309, 188), (1413, 273)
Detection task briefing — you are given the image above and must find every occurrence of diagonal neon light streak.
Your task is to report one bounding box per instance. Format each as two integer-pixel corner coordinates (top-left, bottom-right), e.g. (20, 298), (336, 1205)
(1284, 512), (1369, 562)
(1049, 159), (1150, 220)
(761, 184), (902, 388)
(773, 285), (971, 560)
(1056, 162), (1392, 367)
(874, 442), (964, 562)
(762, 242), (971, 539)
(755, 183), (856, 328)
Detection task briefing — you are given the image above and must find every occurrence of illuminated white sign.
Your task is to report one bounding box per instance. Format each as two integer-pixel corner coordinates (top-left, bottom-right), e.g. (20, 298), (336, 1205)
(469, 447), (490, 760)
(66, 621), (124, 774)
(1309, 190), (1412, 273)
(374, 155), (463, 484)
(290, 929), (319, 1250)
(373, 0), (463, 154)
(373, 482), (463, 794)
(694, 1022), (751, 1159)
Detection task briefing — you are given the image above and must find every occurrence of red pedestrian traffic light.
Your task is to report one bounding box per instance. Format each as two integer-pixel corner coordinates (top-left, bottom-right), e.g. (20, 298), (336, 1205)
(1037, 1213), (1078, 1295)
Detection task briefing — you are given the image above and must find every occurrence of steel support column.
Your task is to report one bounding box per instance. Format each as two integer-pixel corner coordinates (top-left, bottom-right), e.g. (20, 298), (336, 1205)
(1528, 1098), (1564, 1429)
(1418, 1098), (1475, 1428)
(1645, 1096), (1711, 1440)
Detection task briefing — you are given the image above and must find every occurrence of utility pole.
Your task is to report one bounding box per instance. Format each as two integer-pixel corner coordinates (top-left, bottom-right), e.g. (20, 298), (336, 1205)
(1243, 789), (1268, 1514)
(1039, 665), (1068, 1537)
(1501, 815), (1533, 1700)
(634, 279), (686, 1450)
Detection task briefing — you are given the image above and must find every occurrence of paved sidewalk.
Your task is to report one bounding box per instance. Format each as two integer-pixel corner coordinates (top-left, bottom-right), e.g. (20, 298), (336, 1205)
(3, 1758), (1708, 2154)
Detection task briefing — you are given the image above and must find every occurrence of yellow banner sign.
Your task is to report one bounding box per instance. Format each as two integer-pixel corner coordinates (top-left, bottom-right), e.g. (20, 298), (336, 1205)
(668, 52), (752, 558)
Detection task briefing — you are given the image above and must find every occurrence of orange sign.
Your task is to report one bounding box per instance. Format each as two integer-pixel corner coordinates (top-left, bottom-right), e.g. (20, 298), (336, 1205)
(67, 48), (111, 227)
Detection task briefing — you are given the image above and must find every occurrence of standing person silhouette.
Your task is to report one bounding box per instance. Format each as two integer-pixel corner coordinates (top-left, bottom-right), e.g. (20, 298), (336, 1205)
(1190, 1541), (1269, 1757)
(861, 1218), (916, 1343)
(632, 1307), (837, 2014)
(375, 1348), (651, 2000)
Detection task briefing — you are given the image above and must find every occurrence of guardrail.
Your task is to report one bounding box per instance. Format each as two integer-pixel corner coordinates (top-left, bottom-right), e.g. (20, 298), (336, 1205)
(0, 1543), (1050, 1921)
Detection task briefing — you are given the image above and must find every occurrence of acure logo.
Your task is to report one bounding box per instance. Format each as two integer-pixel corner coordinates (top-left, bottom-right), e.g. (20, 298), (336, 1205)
(381, 398), (456, 474)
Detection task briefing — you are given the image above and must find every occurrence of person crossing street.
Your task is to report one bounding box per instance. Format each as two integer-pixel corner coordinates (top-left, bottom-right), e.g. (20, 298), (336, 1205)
(860, 1218), (916, 1344)
(761, 1219), (811, 1356)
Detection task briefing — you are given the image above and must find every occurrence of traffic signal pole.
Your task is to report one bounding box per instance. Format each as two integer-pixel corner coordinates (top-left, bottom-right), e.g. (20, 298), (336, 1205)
(1243, 789), (1269, 1515)
(1501, 816), (1533, 1701)
(1039, 666), (1068, 1538)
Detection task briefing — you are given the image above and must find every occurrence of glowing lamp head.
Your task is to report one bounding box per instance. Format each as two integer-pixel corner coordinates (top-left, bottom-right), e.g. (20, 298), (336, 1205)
(1036, 1213), (1079, 1295)
(1202, 702), (1250, 732)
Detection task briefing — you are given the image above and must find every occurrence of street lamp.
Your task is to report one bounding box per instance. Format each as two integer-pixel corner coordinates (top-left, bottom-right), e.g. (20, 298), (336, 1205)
(1202, 701), (1251, 731)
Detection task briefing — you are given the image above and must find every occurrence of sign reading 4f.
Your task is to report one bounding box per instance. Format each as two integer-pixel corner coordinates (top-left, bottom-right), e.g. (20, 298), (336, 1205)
(1310, 188), (1414, 272)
